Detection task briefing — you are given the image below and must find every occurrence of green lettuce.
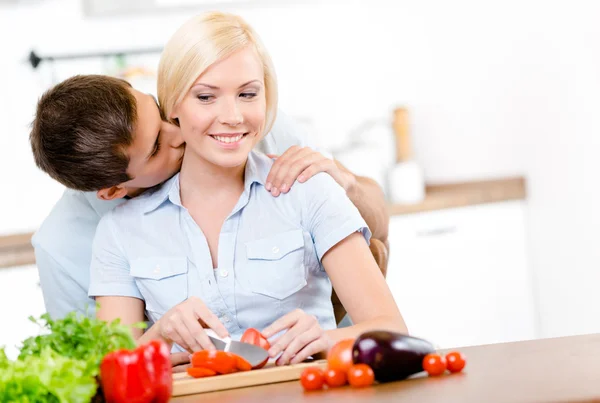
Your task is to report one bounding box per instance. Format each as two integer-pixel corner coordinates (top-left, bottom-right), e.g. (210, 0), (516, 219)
(18, 310), (138, 377)
(0, 347), (98, 403)
(0, 308), (144, 402)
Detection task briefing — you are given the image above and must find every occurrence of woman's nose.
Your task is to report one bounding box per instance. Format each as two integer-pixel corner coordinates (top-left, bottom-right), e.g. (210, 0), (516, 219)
(218, 100), (243, 126)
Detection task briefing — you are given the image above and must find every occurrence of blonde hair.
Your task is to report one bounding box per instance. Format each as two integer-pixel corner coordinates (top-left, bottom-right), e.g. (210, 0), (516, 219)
(158, 11), (278, 136)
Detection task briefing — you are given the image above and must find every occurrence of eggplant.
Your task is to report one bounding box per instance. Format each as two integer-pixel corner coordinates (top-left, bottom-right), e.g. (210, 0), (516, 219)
(352, 331), (435, 382)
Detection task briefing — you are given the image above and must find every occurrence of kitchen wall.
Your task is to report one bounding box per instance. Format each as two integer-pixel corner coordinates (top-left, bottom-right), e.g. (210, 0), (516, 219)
(2, 0), (600, 341)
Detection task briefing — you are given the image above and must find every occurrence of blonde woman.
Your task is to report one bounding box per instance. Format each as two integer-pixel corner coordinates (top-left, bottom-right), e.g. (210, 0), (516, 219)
(90, 11), (406, 366)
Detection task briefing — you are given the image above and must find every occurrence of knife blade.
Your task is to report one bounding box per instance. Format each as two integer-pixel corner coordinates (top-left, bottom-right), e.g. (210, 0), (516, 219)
(205, 330), (269, 369)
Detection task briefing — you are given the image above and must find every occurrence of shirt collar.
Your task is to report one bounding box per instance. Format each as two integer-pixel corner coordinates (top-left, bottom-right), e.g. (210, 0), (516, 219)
(243, 151), (271, 190)
(140, 174), (181, 214)
(140, 151), (272, 215)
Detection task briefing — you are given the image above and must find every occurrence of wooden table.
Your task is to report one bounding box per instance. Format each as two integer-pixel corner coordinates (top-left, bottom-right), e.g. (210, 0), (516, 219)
(171, 333), (600, 403)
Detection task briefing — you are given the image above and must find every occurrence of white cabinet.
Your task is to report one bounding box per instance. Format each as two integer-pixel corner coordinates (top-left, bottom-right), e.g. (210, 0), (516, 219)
(386, 200), (537, 349)
(0, 265), (46, 359)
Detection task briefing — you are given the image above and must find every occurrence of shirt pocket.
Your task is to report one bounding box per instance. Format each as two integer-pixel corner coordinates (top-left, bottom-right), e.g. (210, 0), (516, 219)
(243, 229), (307, 300)
(130, 257), (189, 314)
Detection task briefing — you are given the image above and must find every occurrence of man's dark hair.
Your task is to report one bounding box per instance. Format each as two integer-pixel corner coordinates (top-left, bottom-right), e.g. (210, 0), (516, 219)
(30, 74), (137, 191)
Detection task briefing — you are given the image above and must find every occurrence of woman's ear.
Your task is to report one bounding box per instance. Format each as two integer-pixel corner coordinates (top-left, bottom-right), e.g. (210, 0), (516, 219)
(170, 104), (178, 121)
(97, 185), (128, 201)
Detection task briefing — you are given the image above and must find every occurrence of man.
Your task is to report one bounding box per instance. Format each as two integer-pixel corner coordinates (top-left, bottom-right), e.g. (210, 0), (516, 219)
(30, 74), (389, 320)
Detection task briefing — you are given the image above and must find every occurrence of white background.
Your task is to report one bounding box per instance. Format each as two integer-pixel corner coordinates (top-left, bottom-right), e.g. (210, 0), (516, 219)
(1, 0), (599, 344)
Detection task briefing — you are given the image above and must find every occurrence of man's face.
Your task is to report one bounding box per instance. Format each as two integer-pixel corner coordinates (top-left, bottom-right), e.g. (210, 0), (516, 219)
(122, 88), (185, 196)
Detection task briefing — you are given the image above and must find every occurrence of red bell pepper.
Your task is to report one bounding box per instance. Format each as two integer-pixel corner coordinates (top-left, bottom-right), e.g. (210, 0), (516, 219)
(100, 340), (172, 403)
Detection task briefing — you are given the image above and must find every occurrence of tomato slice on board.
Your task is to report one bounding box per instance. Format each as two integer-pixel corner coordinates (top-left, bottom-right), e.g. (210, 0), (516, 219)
(187, 367), (217, 378)
(232, 353), (253, 371)
(191, 350), (238, 374)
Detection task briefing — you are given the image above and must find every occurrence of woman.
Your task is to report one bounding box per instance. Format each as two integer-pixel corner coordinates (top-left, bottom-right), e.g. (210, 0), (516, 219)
(89, 11), (406, 366)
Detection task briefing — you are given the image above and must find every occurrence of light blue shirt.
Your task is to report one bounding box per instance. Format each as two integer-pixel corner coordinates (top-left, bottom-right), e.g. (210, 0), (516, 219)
(32, 110), (330, 319)
(88, 151), (370, 340)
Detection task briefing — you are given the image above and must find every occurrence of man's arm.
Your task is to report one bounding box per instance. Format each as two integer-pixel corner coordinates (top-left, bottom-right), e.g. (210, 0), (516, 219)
(264, 146), (390, 242)
(335, 160), (389, 242)
(34, 245), (93, 319)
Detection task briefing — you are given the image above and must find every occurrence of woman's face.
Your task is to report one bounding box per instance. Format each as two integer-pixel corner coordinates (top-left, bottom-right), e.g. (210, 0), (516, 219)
(173, 46), (266, 170)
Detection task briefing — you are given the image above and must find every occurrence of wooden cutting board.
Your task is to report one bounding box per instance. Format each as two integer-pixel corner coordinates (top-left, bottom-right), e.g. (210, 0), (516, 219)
(172, 359), (328, 396)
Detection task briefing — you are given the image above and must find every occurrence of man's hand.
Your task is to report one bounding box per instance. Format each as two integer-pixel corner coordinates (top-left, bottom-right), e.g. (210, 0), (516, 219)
(265, 146), (356, 196)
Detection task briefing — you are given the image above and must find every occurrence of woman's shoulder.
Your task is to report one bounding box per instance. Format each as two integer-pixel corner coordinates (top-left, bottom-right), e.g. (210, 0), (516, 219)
(295, 172), (346, 200)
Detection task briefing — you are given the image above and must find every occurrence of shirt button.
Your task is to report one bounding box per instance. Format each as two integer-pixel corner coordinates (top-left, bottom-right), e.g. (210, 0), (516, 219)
(272, 246), (280, 254)
(222, 316), (231, 323)
(220, 269), (229, 278)
(153, 266), (160, 274)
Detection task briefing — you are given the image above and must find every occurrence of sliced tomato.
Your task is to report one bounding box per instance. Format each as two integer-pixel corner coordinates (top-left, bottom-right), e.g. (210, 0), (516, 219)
(231, 352), (253, 371)
(241, 328), (271, 350)
(191, 350), (238, 374)
(187, 367), (217, 378)
(241, 328), (271, 369)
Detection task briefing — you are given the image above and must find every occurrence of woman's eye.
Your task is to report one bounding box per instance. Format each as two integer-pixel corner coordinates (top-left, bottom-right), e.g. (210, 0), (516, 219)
(197, 94), (214, 102)
(240, 92), (257, 99)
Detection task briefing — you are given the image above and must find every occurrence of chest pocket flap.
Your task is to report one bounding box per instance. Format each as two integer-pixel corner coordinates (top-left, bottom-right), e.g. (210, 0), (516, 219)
(243, 230), (306, 300)
(130, 257), (188, 280)
(130, 257), (189, 314)
(246, 229), (304, 261)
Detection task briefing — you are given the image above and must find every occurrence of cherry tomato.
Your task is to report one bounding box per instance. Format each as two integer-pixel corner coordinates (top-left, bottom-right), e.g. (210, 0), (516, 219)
(423, 353), (447, 376)
(324, 368), (347, 387)
(241, 328), (271, 369)
(186, 367), (217, 378)
(326, 339), (355, 372)
(347, 364), (375, 388)
(445, 351), (466, 373)
(300, 367), (325, 391)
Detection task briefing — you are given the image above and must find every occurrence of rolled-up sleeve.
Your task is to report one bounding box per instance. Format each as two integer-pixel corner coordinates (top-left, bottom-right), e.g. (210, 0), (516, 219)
(301, 173), (372, 262)
(89, 212), (142, 300)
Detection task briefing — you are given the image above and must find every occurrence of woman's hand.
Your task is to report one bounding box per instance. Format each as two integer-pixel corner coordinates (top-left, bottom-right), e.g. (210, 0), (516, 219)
(261, 309), (332, 366)
(170, 352), (192, 373)
(156, 296), (229, 353)
(265, 146), (355, 196)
